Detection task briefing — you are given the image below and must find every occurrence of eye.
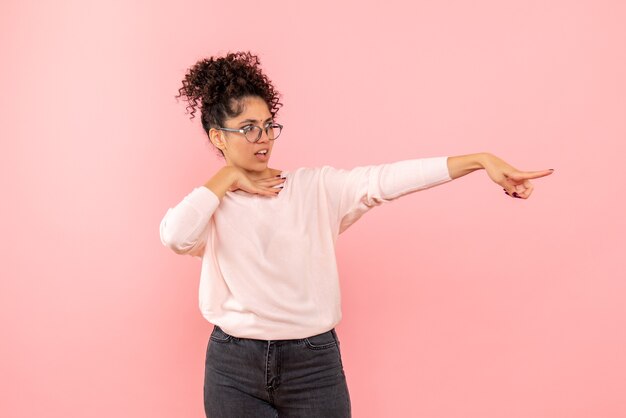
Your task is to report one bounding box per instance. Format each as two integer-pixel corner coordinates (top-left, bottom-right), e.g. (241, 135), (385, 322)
(242, 125), (255, 132)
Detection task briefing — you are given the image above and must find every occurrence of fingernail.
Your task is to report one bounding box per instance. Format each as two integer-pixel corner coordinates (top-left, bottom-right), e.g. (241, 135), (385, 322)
(513, 192), (519, 197)
(275, 175), (281, 177)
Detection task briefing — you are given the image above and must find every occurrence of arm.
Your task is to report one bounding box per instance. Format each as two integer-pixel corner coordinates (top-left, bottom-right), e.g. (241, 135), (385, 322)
(159, 167), (286, 256)
(321, 156), (452, 233)
(159, 184), (220, 257)
(322, 153), (553, 234)
(447, 153), (554, 199)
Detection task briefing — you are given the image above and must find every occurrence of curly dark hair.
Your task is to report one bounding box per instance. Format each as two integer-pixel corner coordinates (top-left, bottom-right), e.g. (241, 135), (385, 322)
(175, 51), (283, 156)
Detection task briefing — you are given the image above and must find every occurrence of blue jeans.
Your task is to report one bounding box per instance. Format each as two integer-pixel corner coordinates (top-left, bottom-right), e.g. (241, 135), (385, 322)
(204, 325), (352, 417)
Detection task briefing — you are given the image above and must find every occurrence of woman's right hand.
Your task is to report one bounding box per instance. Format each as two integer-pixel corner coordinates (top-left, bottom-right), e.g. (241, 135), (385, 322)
(228, 168), (286, 197)
(203, 166), (285, 200)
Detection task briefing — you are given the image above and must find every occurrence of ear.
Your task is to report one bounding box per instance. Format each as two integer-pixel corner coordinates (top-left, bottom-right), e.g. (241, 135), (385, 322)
(209, 129), (227, 151)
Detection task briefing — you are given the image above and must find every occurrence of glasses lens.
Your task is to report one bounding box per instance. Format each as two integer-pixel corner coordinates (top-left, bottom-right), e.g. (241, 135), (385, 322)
(267, 124), (282, 140)
(242, 124), (282, 142)
(244, 126), (262, 143)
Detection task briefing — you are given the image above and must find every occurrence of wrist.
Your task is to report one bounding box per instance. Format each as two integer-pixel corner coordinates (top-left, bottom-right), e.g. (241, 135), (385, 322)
(476, 152), (493, 169)
(222, 165), (240, 185)
(204, 166), (240, 200)
(447, 153), (490, 180)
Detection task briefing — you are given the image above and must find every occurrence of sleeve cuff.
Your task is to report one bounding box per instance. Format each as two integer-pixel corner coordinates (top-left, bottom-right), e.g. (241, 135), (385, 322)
(423, 156), (452, 182)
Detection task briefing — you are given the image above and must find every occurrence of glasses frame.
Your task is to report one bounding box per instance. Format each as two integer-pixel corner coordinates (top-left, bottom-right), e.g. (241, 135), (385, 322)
(215, 122), (283, 143)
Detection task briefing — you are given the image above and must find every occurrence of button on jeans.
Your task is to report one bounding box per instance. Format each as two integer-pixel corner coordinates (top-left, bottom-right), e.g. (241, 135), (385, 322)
(204, 325), (352, 418)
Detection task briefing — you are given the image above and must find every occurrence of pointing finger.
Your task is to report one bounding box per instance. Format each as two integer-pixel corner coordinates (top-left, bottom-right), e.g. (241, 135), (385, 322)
(510, 169), (554, 181)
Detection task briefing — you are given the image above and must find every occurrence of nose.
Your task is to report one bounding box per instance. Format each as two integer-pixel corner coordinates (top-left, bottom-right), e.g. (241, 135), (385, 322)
(256, 126), (271, 143)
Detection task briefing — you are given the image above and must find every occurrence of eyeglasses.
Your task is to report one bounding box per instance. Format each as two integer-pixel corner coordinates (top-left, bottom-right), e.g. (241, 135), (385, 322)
(215, 122), (283, 143)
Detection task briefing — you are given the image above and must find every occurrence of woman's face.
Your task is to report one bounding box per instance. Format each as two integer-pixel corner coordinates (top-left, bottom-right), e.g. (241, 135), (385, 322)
(210, 96), (276, 177)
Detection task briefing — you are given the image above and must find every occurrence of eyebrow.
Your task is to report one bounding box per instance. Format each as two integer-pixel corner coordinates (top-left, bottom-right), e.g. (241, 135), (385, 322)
(238, 117), (273, 126)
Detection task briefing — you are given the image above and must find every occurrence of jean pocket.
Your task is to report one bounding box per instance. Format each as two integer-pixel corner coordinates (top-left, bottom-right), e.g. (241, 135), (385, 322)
(209, 325), (233, 343)
(304, 329), (338, 350)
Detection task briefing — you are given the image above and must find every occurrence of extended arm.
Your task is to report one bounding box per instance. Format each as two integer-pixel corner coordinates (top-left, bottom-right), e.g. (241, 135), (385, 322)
(447, 153), (554, 199)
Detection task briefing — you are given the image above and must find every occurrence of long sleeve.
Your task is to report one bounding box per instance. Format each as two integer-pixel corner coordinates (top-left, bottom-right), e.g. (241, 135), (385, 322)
(320, 156), (452, 233)
(160, 159), (451, 339)
(159, 186), (221, 257)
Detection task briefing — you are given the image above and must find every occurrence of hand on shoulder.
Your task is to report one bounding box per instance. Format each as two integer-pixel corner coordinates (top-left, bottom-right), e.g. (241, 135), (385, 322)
(203, 166), (286, 199)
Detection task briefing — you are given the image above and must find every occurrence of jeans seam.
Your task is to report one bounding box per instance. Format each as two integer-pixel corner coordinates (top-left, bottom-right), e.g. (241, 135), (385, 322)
(265, 341), (276, 404)
(304, 341), (337, 350)
(265, 341), (271, 389)
(210, 326), (232, 343)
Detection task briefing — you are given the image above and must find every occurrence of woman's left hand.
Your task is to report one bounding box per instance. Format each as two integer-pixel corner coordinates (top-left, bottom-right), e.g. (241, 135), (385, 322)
(481, 154), (554, 199)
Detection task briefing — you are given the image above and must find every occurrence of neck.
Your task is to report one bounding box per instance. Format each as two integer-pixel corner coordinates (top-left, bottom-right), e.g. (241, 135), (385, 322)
(243, 167), (273, 181)
(226, 163), (277, 181)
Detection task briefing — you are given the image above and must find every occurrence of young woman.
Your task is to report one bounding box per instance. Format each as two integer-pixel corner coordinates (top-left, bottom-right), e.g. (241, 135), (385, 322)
(160, 51), (553, 418)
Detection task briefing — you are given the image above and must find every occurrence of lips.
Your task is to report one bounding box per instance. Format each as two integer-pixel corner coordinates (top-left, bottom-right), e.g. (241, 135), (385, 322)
(253, 148), (269, 162)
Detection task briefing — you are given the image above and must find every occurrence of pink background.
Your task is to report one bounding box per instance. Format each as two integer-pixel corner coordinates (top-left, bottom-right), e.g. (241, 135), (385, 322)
(2, 0), (625, 417)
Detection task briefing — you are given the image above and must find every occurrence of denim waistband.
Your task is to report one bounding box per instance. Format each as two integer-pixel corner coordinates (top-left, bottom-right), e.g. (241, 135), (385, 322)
(212, 325), (338, 343)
